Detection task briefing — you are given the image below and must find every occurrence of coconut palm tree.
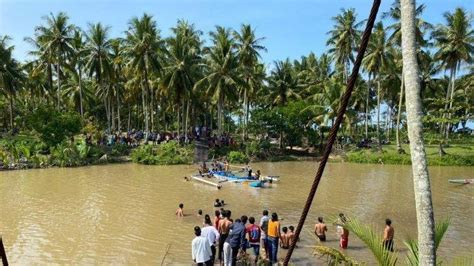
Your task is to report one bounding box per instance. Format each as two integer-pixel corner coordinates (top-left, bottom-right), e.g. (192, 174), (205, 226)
(83, 22), (113, 131)
(110, 38), (126, 132)
(327, 8), (363, 82)
(233, 24), (266, 139)
(432, 7), (473, 140)
(33, 12), (75, 110)
(196, 26), (242, 135)
(162, 20), (202, 138)
(69, 30), (86, 116)
(124, 13), (164, 137)
(400, 0), (436, 263)
(363, 22), (395, 147)
(383, 0), (432, 153)
(267, 59), (301, 107)
(0, 36), (24, 130)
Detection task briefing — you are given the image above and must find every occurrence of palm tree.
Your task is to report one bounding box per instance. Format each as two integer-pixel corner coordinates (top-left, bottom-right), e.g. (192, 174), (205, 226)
(363, 22), (395, 147)
(0, 36), (24, 129)
(383, 0), (432, 153)
(267, 59), (300, 107)
(400, 0), (436, 263)
(69, 30), (85, 116)
(233, 24), (266, 139)
(196, 26), (242, 135)
(83, 22), (113, 131)
(432, 7), (473, 140)
(34, 12), (75, 110)
(110, 39), (125, 132)
(162, 20), (202, 139)
(124, 13), (164, 138)
(327, 8), (363, 82)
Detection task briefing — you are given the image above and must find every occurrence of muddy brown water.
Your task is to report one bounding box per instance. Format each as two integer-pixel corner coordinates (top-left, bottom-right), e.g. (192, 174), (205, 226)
(1, 162), (473, 264)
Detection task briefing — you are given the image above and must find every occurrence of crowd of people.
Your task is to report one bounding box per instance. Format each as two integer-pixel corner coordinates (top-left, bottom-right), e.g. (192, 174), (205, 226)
(84, 126), (236, 149)
(179, 199), (396, 265)
(178, 200), (293, 265)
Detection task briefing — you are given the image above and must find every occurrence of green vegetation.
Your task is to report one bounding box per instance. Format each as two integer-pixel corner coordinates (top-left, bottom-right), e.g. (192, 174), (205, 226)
(345, 144), (474, 166)
(131, 141), (193, 165)
(0, 2), (472, 169)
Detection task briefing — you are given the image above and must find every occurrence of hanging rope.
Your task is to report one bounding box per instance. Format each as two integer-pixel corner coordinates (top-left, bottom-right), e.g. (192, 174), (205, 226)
(283, 0), (381, 264)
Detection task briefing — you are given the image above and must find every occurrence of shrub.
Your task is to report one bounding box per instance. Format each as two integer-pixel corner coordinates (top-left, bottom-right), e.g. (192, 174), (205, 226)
(27, 106), (82, 149)
(131, 141), (193, 165)
(228, 151), (248, 164)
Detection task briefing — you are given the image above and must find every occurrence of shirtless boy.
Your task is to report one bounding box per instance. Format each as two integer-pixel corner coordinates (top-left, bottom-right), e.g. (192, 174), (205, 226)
(280, 227), (289, 249)
(218, 210), (233, 262)
(314, 217), (328, 242)
(176, 203), (184, 217)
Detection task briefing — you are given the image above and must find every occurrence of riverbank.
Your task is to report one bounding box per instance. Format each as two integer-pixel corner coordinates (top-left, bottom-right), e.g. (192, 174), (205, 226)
(343, 143), (474, 166)
(1, 135), (473, 171)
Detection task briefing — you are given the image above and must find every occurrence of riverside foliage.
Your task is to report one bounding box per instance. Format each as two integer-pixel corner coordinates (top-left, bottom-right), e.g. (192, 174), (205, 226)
(0, 2), (472, 167)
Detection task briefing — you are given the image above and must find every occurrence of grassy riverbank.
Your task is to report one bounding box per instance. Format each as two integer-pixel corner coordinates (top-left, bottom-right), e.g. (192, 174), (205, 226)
(344, 143), (474, 166)
(2, 134), (473, 170)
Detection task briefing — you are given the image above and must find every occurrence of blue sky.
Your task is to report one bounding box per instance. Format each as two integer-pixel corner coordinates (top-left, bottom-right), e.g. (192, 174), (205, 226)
(0, 0), (470, 65)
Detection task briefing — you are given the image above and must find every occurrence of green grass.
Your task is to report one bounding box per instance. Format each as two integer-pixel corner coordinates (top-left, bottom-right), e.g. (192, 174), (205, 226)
(344, 144), (474, 166)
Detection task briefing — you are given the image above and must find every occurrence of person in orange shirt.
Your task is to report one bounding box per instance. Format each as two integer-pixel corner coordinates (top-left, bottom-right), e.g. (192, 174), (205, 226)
(267, 213), (281, 264)
(383, 218), (394, 252)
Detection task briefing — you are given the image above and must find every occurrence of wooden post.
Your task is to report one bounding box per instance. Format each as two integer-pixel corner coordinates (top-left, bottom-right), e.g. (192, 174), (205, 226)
(0, 236), (8, 266)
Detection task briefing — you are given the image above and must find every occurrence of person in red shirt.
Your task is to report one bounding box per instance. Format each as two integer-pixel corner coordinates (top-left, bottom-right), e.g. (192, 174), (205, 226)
(246, 216), (261, 263)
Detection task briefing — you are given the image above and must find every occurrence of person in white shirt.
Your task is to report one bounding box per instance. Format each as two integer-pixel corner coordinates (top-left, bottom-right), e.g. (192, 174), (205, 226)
(192, 226), (213, 266)
(201, 215), (220, 264)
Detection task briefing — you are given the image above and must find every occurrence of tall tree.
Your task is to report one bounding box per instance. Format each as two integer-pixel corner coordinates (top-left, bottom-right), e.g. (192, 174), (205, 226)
(401, 0), (436, 264)
(84, 22), (113, 131)
(124, 13), (164, 137)
(432, 7), (473, 140)
(327, 8), (363, 82)
(0, 36), (23, 129)
(34, 12), (75, 110)
(383, 0), (432, 153)
(363, 22), (394, 146)
(163, 20), (202, 139)
(233, 24), (266, 139)
(196, 26), (242, 135)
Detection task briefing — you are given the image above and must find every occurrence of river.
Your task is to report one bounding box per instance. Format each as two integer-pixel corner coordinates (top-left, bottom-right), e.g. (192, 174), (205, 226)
(0, 162), (472, 264)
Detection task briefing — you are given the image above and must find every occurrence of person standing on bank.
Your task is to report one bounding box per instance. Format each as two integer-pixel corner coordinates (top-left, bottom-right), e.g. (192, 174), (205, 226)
(191, 226), (213, 266)
(267, 213), (281, 264)
(201, 215), (220, 263)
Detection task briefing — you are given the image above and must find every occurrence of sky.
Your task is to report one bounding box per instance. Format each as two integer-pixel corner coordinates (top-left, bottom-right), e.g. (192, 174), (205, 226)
(0, 0), (471, 65)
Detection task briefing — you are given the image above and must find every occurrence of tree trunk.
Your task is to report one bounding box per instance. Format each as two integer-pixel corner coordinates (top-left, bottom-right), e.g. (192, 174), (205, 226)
(445, 66), (457, 141)
(396, 73), (405, 153)
(401, 1), (436, 265)
(56, 61), (61, 111)
(9, 93), (14, 130)
(127, 104), (131, 133)
(243, 88), (248, 141)
(116, 87), (121, 132)
(365, 75), (371, 140)
(150, 86), (155, 132)
(143, 69), (150, 140)
(218, 94), (224, 135)
(440, 69), (453, 136)
(376, 76), (381, 148)
(78, 67), (84, 117)
(385, 106), (391, 142)
(185, 99), (190, 142)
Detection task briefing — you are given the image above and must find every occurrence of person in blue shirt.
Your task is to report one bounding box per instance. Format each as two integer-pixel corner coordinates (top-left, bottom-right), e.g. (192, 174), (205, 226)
(226, 217), (246, 265)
